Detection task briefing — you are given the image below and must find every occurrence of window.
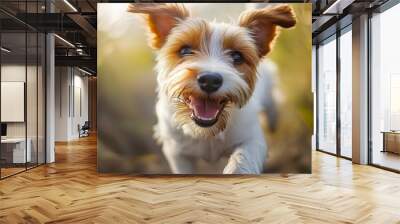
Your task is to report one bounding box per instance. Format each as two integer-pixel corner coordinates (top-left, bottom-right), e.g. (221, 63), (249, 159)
(371, 3), (400, 171)
(0, 1), (46, 179)
(339, 28), (352, 158)
(317, 36), (337, 154)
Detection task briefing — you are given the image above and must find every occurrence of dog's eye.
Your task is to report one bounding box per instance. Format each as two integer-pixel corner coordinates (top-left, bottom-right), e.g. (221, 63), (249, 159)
(230, 51), (244, 65)
(179, 45), (193, 56)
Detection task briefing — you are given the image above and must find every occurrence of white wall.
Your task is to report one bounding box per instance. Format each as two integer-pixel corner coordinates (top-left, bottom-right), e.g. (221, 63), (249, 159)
(1, 65), (35, 138)
(72, 73), (89, 138)
(55, 66), (70, 141)
(55, 67), (89, 141)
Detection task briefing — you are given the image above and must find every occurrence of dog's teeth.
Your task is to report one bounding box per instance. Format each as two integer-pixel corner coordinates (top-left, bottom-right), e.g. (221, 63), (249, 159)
(198, 116), (216, 121)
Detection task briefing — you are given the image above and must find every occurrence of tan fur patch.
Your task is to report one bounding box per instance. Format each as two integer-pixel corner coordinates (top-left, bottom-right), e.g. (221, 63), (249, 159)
(222, 32), (259, 96)
(158, 19), (210, 74)
(238, 4), (296, 56)
(127, 3), (190, 49)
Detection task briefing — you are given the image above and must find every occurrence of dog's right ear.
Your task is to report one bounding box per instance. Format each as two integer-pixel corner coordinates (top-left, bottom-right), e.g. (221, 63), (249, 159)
(239, 4), (296, 57)
(127, 3), (190, 49)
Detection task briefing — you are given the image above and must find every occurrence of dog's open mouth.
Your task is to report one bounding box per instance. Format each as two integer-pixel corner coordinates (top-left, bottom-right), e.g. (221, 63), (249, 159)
(186, 96), (227, 127)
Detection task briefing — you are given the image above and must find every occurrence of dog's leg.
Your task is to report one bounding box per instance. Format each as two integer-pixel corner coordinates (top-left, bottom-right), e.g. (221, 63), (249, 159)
(162, 141), (195, 174)
(223, 141), (266, 174)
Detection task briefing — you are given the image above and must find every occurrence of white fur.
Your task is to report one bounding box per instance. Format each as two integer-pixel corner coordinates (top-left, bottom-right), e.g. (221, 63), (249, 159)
(153, 22), (278, 174)
(253, 60), (280, 131)
(154, 60), (278, 174)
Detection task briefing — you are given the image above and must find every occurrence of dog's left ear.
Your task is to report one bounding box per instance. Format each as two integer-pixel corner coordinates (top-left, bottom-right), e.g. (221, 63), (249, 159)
(128, 3), (190, 49)
(239, 4), (296, 57)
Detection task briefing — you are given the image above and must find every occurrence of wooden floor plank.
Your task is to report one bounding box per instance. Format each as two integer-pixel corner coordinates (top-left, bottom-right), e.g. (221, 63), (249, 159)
(0, 135), (400, 223)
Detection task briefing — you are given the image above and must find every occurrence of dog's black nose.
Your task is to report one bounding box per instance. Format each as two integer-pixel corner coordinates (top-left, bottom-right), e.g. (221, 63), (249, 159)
(197, 73), (223, 93)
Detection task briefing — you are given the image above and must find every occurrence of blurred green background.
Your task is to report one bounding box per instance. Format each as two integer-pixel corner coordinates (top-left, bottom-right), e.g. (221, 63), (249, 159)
(98, 3), (312, 174)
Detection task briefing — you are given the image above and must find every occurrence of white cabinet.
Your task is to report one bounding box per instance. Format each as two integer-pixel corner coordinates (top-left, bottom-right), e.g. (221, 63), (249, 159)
(1, 138), (32, 163)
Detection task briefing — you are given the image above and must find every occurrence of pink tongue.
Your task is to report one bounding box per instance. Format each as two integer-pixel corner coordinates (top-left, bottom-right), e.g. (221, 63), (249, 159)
(190, 97), (220, 119)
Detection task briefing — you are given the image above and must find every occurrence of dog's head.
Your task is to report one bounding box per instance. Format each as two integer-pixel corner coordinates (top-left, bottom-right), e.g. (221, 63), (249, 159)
(128, 3), (296, 138)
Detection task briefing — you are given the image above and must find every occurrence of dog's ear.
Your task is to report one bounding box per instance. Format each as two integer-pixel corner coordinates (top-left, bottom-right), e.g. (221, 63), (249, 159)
(127, 3), (190, 49)
(238, 4), (296, 57)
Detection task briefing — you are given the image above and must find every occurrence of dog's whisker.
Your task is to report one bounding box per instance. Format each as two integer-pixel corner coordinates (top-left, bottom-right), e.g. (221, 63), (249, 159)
(177, 86), (187, 100)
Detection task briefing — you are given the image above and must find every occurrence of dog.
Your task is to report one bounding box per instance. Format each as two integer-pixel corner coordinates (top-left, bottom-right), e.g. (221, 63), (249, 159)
(128, 3), (296, 174)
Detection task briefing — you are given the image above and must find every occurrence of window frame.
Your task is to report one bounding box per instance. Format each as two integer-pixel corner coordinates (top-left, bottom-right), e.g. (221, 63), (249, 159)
(315, 23), (353, 161)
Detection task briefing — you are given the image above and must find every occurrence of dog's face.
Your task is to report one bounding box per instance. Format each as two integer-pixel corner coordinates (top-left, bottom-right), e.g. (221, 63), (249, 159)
(128, 3), (296, 138)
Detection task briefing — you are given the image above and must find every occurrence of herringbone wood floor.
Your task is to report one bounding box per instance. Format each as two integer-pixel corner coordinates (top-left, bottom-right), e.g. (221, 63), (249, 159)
(1, 135), (400, 224)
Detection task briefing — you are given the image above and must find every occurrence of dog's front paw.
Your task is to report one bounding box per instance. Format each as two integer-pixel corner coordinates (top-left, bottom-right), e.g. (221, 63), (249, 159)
(223, 164), (242, 174)
(223, 163), (259, 174)
(223, 150), (263, 174)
